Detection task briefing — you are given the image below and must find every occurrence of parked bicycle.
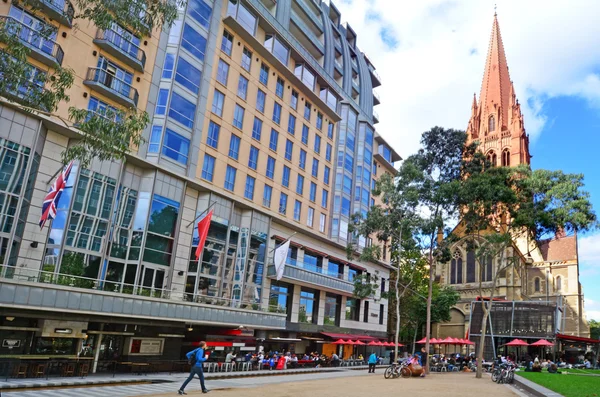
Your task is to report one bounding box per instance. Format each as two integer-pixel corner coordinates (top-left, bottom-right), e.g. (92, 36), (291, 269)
(383, 359), (411, 379)
(492, 363), (516, 384)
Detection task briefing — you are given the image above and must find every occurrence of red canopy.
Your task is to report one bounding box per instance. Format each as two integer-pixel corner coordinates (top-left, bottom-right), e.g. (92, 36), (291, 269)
(439, 337), (456, 345)
(504, 339), (529, 347)
(396, 342), (405, 347)
(367, 341), (379, 346)
(530, 339), (554, 347)
(331, 339), (347, 345)
(416, 337), (442, 344)
(353, 340), (366, 345)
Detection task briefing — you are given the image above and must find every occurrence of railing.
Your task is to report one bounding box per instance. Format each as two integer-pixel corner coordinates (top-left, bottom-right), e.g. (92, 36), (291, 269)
(373, 90), (380, 103)
(373, 110), (379, 122)
(3, 78), (48, 110)
(0, 264), (283, 314)
(40, 0), (75, 25)
(95, 28), (146, 68)
(85, 67), (139, 106)
(1, 16), (64, 66)
(284, 259), (353, 283)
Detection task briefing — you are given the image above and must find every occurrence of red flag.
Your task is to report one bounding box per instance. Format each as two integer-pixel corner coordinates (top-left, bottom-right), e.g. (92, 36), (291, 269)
(195, 209), (213, 260)
(40, 161), (74, 229)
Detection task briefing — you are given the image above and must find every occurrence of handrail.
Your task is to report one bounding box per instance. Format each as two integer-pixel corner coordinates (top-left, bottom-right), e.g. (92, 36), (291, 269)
(85, 67), (139, 106)
(283, 259), (353, 283)
(96, 28), (146, 67)
(373, 109), (379, 121)
(1, 16), (64, 66)
(40, 0), (75, 25)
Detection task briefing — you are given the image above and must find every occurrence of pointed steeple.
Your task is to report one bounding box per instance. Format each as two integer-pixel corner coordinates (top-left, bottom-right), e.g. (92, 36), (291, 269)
(479, 13), (511, 131)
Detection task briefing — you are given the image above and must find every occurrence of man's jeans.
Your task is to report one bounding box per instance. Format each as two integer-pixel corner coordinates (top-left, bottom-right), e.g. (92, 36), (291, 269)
(180, 365), (206, 391)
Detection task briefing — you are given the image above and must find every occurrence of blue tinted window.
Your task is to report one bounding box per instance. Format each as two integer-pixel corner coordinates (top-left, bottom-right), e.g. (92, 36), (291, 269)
(314, 134), (321, 154)
(322, 189), (328, 208)
(362, 188), (370, 206)
(216, 59), (229, 85)
(341, 197), (350, 217)
(201, 154), (215, 181)
(244, 175), (255, 200)
(233, 104), (245, 129)
(188, 0), (212, 28)
(325, 143), (332, 162)
(324, 166), (330, 185)
(304, 102), (311, 120)
(317, 112), (323, 130)
(312, 158), (319, 177)
(155, 88), (169, 115)
(347, 132), (355, 150)
(309, 182), (317, 202)
(229, 134), (241, 159)
(288, 114), (296, 135)
(294, 200), (302, 221)
(266, 156), (275, 179)
(176, 57), (202, 94)
(256, 89), (266, 113)
(162, 53), (174, 79)
(273, 102), (282, 124)
(344, 153), (354, 172)
(224, 165), (236, 191)
(343, 175), (352, 195)
(365, 148), (372, 164)
(248, 146), (259, 170)
(252, 117), (262, 141)
(148, 125), (162, 153)
(328, 122), (334, 139)
(302, 124), (309, 145)
(282, 166), (290, 187)
(206, 121), (220, 148)
(182, 24), (207, 61)
(296, 174), (304, 195)
(162, 128), (190, 164)
(372, 179), (376, 190)
(259, 63), (269, 85)
(285, 139), (293, 161)
(279, 192), (288, 214)
(269, 129), (278, 151)
(276, 77), (284, 98)
(237, 75), (248, 100)
(291, 90), (298, 109)
(168, 91), (196, 128)
(221, 30), (233, 55)
(263, 184), (272, 207)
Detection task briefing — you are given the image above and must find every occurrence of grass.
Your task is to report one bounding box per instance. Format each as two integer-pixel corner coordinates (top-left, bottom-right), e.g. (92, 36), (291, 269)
(517, 371), (600, 397)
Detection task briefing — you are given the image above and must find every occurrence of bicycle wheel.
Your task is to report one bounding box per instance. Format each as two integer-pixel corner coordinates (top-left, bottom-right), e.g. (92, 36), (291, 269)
(401, 367), (412, 378)
(384, 366), (394, 379)
(507, 371), (514, 384)
(491, 370), (499, 382)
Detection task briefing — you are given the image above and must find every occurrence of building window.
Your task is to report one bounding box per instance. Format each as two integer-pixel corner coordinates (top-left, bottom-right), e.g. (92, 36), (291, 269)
(320, 87), (338, 110)
(304, 101), (311, 121)
(309, 182), (316, 202)
(162, 128), (189, 164)
(259, 63), (269, 85)
(273, 102), (282, 124)
(299, 289), (317, 323)
(206, 121), (220, 148)
(155, 88), (169, 115)
(182, 24), (207, 61)
(328, 122), (334, 139)
(148, 125), (162, 153)
(224, 165), (236, 191)
(233, 104), (245, 129)
(314, 134), (321, 154)
(487, 150), (497, 166)
(211, 89), (225, 116)
(266, 156), (275, 179)
(256, 89), (266, 113)
(302, 125), (309, 145)
(364, 301), (369, 323)
(227, 0), (257, 34)
(269, 129), (278, 151)
(307, 207), (314, 227)
(293, 200), (302, 221)
(252, 117), (262, 141)
(346, 297), (359, 321)
(263, 184), (272, 207)
(466, 251), (476, 283)
(323, 166), (330, 185)
(175, 57), (202, 94)
(299, 149), (306, 169)
(488, 115), (495, 132)
(285, 139), (293, 161)
(276, 77), (284, 98)
(265, 34), (289, 65)
(279, 192), (288, 214)
(316, 112), (323, 130)
(162, 53), (174, 79)
(502, 149), (510, 167)
(288, 114), (296, 135)
(379, 304), (384, 325)
(295, 63), (315, 90)
(296, 174), (304, 195)
(321, 189), (328, 208)
(269, 281), (290, 313)
(201, 154), (215, 181)
(534, 277), (541, 292)
(241, 47), (252, 71)
(324, 294), (339, 326)
(248, 146), (259, 170)
(450, 255), (463, 284)
(237, 75), (248, 99)
(381, 278), (386, 294)
(168, 91), (196, 128)
(282, 165), (290, 187)
(482, 256), (493, 282)
(221, 29), (233, 56)
(228, 134), (241, 160)
(319, 213), (326, 232)
(291, 90), (298, 110)
(244, 175), (255, 200)
(143, 195), (180, 265)
(312, 158), (319, 178)
(556, 276), (562, 291)
(188, 0), (212, 28)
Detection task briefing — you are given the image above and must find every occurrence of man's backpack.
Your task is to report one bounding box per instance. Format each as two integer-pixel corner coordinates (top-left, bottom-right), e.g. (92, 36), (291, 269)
(188, 349), (198, 366)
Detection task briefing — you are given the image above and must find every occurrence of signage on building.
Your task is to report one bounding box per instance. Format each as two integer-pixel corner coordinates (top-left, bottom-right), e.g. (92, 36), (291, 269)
(370, 313), (378, 318)
(2, 339), (21, 348)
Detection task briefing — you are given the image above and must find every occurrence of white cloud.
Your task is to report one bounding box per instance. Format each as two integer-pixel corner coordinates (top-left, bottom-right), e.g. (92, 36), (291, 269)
(333, 0), (600, 158)
(579, 233), (600, 264)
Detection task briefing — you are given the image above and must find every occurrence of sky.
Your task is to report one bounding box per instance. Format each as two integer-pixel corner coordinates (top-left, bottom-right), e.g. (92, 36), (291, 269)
(332, 0), (600, 321)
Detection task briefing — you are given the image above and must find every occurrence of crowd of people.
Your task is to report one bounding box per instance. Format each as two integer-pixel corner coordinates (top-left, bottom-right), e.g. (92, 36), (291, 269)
(220, 350), (357, 370)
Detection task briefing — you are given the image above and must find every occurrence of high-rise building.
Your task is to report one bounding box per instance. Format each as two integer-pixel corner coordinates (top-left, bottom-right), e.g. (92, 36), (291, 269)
(0, 0), (400, 368)
(434, 14), (590, 357)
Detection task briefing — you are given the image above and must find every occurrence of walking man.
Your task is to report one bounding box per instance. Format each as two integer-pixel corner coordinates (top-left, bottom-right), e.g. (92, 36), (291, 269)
(179, 341), (209, 395)
(368, 352), (377, 373)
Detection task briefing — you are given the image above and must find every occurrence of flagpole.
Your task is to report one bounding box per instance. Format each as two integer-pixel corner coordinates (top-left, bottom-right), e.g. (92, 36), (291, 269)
(269, 232), (297, 253)
(186, 201), (217, 228)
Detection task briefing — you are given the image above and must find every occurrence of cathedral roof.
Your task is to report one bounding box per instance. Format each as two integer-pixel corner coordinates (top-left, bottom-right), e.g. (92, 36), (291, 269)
(538, 235), (578, 262)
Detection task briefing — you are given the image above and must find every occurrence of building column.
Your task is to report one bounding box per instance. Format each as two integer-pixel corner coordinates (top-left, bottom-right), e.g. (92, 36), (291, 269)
(92, 323), (104, 374)
(290, 284), (300, 323)
(317, 290), (326, 325)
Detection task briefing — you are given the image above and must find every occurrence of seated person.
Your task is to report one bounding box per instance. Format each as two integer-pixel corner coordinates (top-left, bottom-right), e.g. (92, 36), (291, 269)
(584, 359), (592, 369)
(532, 362), (542, 372)
(548, 363), (560, 374)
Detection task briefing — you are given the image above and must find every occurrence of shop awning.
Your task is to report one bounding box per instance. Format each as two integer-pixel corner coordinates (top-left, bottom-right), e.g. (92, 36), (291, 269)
(321, 332), (378, 341)
(556, 333), (600, 344)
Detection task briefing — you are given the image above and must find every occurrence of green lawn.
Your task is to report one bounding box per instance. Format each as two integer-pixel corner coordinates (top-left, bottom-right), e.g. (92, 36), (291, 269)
(517, 372), (600, 397)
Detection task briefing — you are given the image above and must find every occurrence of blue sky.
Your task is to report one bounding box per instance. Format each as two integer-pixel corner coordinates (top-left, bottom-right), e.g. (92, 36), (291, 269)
(331, 0), (600, 320)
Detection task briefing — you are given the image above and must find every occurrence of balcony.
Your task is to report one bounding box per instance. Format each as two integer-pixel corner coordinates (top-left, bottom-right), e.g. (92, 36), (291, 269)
(1, 16), (64, 68)
(368, 63), (382, 87)
(38, 0), (75, 27)
(0, 265), (286, 329)
(267, 261), (355, 295)
(373, 109), (379, 124)
(373, 90), (380, 106)
(94, 29), (146, 72)
(83, 67), (139, 108)
(2, 79), (49, 112)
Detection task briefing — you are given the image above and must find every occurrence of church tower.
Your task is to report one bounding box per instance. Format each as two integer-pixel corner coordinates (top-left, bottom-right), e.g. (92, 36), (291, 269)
(466, 13), (532, 167)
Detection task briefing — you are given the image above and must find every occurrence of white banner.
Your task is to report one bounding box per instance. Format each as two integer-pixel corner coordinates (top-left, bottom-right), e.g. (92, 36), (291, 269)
(274, 239), (291, 281)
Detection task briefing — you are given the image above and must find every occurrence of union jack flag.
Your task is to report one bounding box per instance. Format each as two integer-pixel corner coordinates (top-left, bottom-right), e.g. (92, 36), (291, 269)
(39, 161), (74, 229)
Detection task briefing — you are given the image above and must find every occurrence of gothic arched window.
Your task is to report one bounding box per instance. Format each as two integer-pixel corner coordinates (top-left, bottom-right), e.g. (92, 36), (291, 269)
(534, 277), (540, 292)
(466, 251), (476, 283)
(487, 151), (497, 166)
(488, 115), (496, 132)
(483, 256), (493, 282)
(450, 252), (463, 284)
(556, 276), (562, 291)
(502, 149), (510, 167)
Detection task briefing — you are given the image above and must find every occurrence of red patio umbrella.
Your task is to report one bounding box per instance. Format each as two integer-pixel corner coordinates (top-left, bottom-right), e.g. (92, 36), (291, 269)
(416, 337), (428, 344)
(331, 339), (347, 345)
(504, 339), (529, 346)
(367, 341), (379, 346)
(353, 340), (366, 345)
(345, 340), (357, 345)
(439, 337), (455, 344)
(374, 341), (384, 346)
(530, 339), (554, 347)
(396, 342), (405, 347)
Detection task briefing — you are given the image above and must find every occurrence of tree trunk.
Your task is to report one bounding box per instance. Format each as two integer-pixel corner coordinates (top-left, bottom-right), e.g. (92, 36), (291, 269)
(393, 224), (404, 363)
(476, 302), (490, 378)
(425, 257), (434, 373)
